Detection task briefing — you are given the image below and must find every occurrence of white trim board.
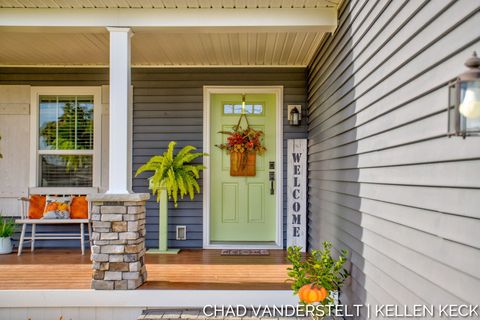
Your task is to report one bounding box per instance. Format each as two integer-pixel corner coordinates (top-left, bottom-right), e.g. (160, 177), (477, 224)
(202, 86), (284, 250)
(29, 86), (103, 191)
(0, 8), (337, 31)
(0, 64), (310, 68)
(0, 289), (297, 308)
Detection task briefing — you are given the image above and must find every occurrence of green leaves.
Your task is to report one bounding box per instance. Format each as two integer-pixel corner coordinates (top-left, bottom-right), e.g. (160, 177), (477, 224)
(287, 241), (350, 306)
(135, 141), (207, 207)
(0, 217), (15, 237)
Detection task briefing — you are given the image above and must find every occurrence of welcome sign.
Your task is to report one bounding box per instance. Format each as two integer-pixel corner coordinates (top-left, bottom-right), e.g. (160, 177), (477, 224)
(287, 139), (307, 252)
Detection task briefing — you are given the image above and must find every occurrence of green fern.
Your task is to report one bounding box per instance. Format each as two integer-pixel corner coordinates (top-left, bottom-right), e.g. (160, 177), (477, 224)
(0, 217), (15, 237)
(135, 141), (207, 207)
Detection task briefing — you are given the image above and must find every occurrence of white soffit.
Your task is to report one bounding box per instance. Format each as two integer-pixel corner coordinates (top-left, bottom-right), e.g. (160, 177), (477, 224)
(0, 0), (339, 9)
(0, 30), (325, 66)
(0, 3), (339, 66)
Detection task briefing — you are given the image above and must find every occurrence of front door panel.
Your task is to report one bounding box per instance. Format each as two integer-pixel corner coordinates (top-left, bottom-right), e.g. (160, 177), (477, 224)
(210, 93), (276, 242)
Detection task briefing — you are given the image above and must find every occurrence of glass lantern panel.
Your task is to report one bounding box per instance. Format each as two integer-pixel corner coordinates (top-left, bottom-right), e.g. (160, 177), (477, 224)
(460, 81), (480, 133)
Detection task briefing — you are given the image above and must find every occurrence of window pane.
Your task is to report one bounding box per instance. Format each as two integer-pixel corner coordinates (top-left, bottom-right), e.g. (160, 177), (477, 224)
(233, 104), (242, 114)
(76, 97), (94, 149)
(39, 96), (58, 150)
(223, 103), (263, 115)
(40, 155), (93, 187)
(253, 104), (263, 114)
(39, 95), (94, 150)
(223, 104), (233, 114)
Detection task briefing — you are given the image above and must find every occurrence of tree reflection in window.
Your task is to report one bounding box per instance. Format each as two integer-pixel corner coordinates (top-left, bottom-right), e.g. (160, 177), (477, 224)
(38, 96), (94, 186)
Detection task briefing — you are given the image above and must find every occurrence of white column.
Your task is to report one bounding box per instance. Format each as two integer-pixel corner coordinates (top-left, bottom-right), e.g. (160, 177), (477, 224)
(107, 27), (133, 194)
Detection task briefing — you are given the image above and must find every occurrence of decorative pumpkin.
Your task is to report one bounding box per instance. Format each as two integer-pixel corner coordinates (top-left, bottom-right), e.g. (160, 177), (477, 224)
(298, 284), (328, 303)
(45, 202), (59, 211)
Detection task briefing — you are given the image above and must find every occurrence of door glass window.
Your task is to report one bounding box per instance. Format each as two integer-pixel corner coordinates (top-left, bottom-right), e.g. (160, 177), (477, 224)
(223, 103), (263, 115)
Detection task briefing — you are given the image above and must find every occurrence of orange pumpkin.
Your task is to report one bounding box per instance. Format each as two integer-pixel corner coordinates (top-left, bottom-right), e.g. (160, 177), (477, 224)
(298, 284), (328, 303)
(45, 202), (58, 211)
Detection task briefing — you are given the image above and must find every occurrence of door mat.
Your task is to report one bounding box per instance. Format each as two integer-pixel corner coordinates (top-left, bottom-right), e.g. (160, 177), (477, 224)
(220, 249), (270, 256)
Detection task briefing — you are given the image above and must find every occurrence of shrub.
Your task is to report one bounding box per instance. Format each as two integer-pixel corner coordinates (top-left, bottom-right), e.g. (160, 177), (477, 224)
(287, 241), (349, 306)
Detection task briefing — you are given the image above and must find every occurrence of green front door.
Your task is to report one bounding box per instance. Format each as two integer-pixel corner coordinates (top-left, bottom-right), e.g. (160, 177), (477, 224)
(210, 93), (277, 242)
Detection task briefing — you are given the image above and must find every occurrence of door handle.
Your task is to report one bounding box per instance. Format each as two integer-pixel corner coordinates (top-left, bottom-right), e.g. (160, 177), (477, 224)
(269, 171), (275, 195)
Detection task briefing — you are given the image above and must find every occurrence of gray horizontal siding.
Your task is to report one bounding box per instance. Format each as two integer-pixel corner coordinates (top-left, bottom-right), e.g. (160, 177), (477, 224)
(132, 68), (307, 248)
(306, 0), (480, 314)
(1, 67), (307, 249)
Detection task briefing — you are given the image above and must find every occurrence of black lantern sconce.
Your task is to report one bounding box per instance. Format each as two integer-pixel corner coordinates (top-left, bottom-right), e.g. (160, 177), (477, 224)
(448, 51), (480, 137)
(288, 105), (302, 126)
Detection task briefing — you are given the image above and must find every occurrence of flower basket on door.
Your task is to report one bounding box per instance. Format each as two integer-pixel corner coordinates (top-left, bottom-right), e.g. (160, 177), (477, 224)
(216, 113), (266, 177)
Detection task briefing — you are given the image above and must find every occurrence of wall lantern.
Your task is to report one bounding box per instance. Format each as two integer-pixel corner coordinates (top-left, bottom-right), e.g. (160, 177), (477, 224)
(448, 51), (480, 137)
(288, 105), (302, 126)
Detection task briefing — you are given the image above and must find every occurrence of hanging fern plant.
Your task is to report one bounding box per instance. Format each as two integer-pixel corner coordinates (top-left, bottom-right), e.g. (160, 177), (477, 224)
(135, 141), (207, 207)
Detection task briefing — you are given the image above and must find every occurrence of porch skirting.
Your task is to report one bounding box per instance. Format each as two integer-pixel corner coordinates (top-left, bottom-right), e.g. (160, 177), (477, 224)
(87, 193), (150, 290)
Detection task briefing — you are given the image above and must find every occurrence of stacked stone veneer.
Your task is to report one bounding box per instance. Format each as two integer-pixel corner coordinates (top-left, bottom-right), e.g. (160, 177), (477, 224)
(87, 193), (150, 290)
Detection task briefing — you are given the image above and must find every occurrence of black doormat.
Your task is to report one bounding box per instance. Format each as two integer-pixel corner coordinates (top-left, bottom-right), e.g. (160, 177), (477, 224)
(220, 249), (270, 256)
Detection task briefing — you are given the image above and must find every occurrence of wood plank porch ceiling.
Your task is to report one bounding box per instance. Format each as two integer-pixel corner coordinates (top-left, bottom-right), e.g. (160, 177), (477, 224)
(0, 0), (340, 66)
(0, 0), (339, 9)
(0, 30), (324, 66)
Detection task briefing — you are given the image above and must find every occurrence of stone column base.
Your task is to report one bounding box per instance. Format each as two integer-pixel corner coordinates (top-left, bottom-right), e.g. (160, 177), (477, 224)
(87, 193), (150, 290)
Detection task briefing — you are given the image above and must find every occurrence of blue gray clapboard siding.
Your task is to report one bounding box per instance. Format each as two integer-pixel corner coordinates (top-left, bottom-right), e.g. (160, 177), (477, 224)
(131, 68), (307, 248)
(306, 0), (480, 312)
(0, 67), (307, 249)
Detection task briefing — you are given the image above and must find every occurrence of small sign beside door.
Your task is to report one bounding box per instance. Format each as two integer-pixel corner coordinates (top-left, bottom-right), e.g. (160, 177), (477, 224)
(287, 139), (307, 252)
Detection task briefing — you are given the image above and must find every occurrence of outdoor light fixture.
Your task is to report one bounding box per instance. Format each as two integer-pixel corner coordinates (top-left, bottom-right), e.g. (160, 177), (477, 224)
(448, 51), (480, 137)
(288, 105), (302, 126)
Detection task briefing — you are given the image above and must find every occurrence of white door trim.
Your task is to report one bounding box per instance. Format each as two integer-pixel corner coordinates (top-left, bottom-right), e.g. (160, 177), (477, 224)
(202, 86), (284, 249)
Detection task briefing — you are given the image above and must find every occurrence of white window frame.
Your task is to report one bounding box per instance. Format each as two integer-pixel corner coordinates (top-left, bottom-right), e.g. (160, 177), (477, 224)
(29, 86), (102, 193)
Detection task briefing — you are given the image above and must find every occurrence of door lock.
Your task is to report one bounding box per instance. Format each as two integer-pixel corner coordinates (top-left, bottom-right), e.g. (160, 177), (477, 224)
(269, 171), (275, 195)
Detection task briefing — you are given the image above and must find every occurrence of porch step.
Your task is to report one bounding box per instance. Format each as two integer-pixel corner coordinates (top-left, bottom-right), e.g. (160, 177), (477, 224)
(139, 309), (335, 319)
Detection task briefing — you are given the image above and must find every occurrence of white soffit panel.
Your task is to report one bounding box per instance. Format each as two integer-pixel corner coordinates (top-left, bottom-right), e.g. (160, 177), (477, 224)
(0, 30), (325, 66)
(0, 1), (339, 66)
(0, 0), (340, 9)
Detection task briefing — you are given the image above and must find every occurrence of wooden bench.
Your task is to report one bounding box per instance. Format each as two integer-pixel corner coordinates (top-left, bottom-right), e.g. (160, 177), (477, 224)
(16, 189), (93, 256)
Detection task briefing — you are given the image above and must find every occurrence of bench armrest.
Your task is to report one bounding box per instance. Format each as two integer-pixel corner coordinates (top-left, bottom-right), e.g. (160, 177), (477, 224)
(17, 197), (29, 219)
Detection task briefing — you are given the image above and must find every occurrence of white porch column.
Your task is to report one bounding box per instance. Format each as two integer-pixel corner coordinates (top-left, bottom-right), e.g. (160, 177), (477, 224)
(107, 27), (133, 194)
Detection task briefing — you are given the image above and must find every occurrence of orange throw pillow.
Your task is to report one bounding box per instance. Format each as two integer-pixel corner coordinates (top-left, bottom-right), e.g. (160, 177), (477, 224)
(70, 196), (88, 219)
(28, 195), (46, 219)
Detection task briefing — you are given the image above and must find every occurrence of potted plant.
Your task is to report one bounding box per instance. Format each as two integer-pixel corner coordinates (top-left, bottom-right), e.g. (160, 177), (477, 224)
(287, 241), (350, 319)
(136, 141), (207, 253)
(216, 125), (266, 176)
(0, 217), (15, 254)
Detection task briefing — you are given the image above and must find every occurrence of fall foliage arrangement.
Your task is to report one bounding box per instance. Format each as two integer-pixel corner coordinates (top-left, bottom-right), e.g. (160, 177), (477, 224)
(216, 126), (266, 155)
(216, 124), (266, 176)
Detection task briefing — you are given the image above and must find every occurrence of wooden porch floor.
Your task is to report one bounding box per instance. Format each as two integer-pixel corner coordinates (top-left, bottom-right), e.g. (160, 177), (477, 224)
(0, 249), (292, 290)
